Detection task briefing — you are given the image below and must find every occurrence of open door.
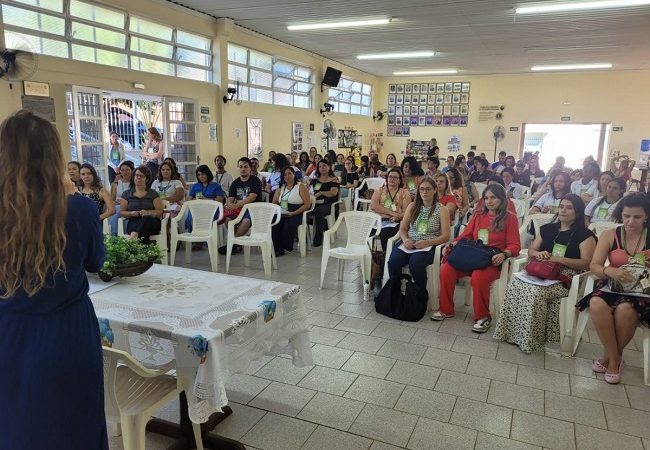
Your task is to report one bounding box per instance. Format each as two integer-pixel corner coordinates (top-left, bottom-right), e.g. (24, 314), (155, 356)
(163, 97), (199, 183)
(71, 86), (109, 183)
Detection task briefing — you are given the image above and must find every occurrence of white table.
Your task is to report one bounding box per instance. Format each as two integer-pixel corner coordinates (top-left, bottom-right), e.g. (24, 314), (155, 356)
(90, 264), (312, 438)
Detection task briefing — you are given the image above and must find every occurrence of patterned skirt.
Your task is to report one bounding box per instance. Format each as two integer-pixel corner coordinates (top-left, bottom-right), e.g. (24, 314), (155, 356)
(576, 279), (650, 326)
(494, 272), (573, 353)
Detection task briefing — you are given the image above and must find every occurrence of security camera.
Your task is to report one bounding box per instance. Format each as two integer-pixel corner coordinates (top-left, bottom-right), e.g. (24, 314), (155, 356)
(320, 102), (334, 116)
(226, 87), (237, 94)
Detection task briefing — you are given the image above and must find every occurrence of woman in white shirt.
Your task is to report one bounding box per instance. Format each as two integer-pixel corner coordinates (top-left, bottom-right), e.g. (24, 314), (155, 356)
(501, 168), (525, 199)
(585, 177), (625, 225)
(570, 161), (600, 203)
(151, 161), (185, 206)
(530, 171), (571, 215)
(271, 167), (311, 256)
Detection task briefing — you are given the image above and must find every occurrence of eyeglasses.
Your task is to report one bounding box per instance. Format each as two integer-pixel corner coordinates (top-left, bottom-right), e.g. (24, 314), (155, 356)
(419, 187), (434, 192)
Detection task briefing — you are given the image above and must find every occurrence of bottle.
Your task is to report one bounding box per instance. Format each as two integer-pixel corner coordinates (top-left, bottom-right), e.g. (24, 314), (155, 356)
(363, 281), (370, 302)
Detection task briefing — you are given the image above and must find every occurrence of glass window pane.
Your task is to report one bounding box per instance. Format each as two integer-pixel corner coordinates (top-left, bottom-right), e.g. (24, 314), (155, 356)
(294, 95), (310, 109)
(71, 22), (126, 48)
(274, 60), (295, 77)
(362, 84), (372, 95)
(274, 77), (294, 90)
(130, 55), (174, 76)
(70, 0), (124, 28)
(167, 102), (195, 122)
(169, 123), (195, 142)
(2, 5), (65, 35)
(177, 65), (211, 82)
(339, 91), (352, 102)
(169, 144), (196, 160)
(130, 16), (172, 41)
(295, 66), (312, 81)
(4, 31), (68, 57)
(228, 64), (248, 83)
(295, 82), (312, 93)
(361, 106), (370, 116)
(72, 44), (127, 67)
(130, 36), (173, 58)
(12, 0), (62, 13)
(351, 81), (362, 92)
(249, 50), (272, 70)
(362, 95), (371, 106)
(176, 48), (210, 67)
(274, 91), (291, 106)
(351, 104), (361, 115)
(250, 69), (272, 87)
(227, 43), (247, 64)
(339, 78), (352, 89)
(339, 102), (351, 113)
(176, 163), (197, 183)
(351, 93), (361, 103)
(81, 144), (103, 166)
(249, 88), (272, 104)
(177, 30), (210, 51)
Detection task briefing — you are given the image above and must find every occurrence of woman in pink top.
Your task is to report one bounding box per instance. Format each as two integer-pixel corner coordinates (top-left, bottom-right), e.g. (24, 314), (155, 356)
(433, 184), (521, 333)
(577, 193), (650, 384)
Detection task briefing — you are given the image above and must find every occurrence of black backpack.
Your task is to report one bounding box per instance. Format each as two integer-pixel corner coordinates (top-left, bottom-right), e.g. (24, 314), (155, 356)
(374, 274), (427, 322)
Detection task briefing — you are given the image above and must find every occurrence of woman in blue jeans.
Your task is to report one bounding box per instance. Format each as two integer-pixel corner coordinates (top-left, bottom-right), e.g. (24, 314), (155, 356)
(388, 177), (450, 292)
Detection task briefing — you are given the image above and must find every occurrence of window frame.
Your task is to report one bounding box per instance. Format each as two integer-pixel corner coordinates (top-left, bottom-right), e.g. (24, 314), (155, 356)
(328, 76), (373, 116)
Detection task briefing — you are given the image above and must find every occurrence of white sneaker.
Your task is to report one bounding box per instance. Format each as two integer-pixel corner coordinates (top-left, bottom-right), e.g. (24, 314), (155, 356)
(472, 317), (491, 333)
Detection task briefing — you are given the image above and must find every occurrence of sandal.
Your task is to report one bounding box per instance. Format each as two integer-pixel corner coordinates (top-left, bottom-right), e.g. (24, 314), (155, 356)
(431, 311), (454, 321)
(604, 360), (625, 385)
(592, 359), (608, 373)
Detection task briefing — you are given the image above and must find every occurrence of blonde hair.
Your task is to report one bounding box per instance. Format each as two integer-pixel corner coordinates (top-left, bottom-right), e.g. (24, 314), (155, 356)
(0, 111), (67, 298)
(435, 173), (452, 196)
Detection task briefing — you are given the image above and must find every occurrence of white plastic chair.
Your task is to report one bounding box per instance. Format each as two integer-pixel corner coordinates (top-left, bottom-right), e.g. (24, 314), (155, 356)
(170, 200), (224, 272)
(473, 182), (487, 197)
(519, 213), (556, 252)
(117, 214), (170, 265)
(297, 195), (316, 257)
(520, 185), (531, 199)
(226, 203), (281, 279)
(512, 199), (529, 224)
(588, 221), (617, 237)
(102, 346), (204, 450)
(320, 211), (381, 289)
(354, 178), (386, 211)
(102, 218), (111, 235)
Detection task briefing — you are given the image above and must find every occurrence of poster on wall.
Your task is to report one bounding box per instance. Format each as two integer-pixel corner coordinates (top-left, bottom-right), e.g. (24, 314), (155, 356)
(386, 81), (470, 132)
(246, 117), (263, 158)
(291, 121), (304, 152)
(447, 135), (461, 153)
(640, 139), (650, 166)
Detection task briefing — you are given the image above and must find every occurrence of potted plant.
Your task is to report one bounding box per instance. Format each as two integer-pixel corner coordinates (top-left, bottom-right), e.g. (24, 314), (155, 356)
(98, 235), (162, 282)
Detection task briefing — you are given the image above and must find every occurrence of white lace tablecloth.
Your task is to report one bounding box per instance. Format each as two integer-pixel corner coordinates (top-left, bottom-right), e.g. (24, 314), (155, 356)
(90, 264), (312, 423)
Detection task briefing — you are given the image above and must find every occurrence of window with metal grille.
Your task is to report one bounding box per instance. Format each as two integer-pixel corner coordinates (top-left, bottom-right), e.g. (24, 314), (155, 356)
(227, 43), (313, 108)
(1, 0), (213, 82)
(328, 76), (372, 116)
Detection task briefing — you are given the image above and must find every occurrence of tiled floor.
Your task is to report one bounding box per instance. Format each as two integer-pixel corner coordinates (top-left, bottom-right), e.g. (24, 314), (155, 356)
(107, 234), (650, 450)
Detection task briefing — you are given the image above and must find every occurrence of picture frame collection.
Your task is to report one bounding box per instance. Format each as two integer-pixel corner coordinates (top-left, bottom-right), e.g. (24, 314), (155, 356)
(386, 81), (470, 137)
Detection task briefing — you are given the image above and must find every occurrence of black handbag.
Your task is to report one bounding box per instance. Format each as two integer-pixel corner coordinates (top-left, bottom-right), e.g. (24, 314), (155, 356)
(446, 238), (502, 272)
(374, 274), (427, 321)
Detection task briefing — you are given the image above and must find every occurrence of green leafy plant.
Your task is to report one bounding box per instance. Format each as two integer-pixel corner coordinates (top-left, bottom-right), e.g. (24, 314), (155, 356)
(101, 235), (162, 276)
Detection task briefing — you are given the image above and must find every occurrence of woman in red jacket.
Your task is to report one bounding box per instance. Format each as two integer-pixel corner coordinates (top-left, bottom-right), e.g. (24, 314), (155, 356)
(432, 184), (521, 333)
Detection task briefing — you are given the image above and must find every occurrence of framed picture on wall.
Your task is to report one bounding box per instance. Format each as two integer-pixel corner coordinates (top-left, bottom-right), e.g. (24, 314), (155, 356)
(436, 83), (445, 93)
(412, 84), (420, 94)
(402, 116), (409, 125)
(396, 95), (403, 104)
(396, 116), (403, 126)
(389, 84), (396, 93)
(435, 94), (444, 104)
(403, 126), (410, 136)
(434, 116), (443, 126)
(427, 95), (435, 104)
(442, 116), (451, 125)
(388, 116), (395, 125)
(419, 95), (427, 104)
(418, 116), (426, 126)
(404, 84), (412, 93)
(404, 94), (411, 104)
(388, 105), (396, 115)
(420, 84), (428, 93)
(410, 116), (418, 126)
(408, 95), (416, 105)
(388, 94), (396, 104)
(460, 116), (468, 126)
(460, 104), (468, 115)
(443, 105), (451, 115)
(452, 93), (461, 103)
(461, 82), (470, 92)
(444, 93), (452, 104)
(404, 105), (411, 115)
(451, 116), (459, 126)
(395, 105), (403, 115)
(426, 116), (434, 126)
(453, 82), (462, 93)
(445, 82), (453, 93)
(387, 126), (395, 136)
(418, 105), (426, 115)
(451, 105), (460, 115)
(396, 84), (404, 93)
(461, 93), (469, 104)
(395, 127), (402, 136)
(435, 105), (443, 115)
(429, 83), (436, 92)
(426, 105), (435, 115)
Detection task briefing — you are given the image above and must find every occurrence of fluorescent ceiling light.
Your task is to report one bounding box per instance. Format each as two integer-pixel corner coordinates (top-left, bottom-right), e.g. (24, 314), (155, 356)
(531, 63), (612, 71)
(393, 69), (458, 75)
(357, 51), (435, 60)
(516, 0), (650, 14)
(288, 18), (390, 31)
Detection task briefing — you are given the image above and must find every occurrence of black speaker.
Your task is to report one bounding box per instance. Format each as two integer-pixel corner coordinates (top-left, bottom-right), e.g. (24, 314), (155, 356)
(322, 67), (342, 88)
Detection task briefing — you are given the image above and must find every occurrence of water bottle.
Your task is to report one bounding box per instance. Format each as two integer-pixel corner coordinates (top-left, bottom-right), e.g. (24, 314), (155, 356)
(363, 281), (370, 302)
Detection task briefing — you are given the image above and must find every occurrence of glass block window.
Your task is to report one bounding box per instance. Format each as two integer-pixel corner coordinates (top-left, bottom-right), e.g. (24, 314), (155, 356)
(328, 76), (372, 116)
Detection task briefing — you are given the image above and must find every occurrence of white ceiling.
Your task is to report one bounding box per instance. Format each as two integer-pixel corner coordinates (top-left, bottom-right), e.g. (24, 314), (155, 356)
(169, 0), (650, 77)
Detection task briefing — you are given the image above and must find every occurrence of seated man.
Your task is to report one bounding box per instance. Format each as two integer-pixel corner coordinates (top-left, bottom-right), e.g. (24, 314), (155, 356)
(218, 157), (262, 255)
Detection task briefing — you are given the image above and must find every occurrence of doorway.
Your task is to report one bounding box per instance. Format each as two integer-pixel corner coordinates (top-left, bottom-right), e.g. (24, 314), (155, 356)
(521, 123), (610, 170)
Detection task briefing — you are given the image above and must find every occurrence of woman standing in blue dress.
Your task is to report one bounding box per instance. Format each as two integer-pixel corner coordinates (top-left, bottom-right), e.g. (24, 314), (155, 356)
(0, 111), (107, 450)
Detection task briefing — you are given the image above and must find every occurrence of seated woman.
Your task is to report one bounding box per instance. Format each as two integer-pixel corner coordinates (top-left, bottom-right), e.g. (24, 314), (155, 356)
(271, 167), (311, 256)
(596, 170), (614, 198)
(576, 193), (650, 384)
(401, 155), (424, 198)
(296, 151), (310, 173)
(494, 194), (596, 353)
(310, 160), (340, 247)
(189, 164), (226, 201)
(434, 173), (458, 222)
(78, 163), (115, 221)
(339, 157), (359, 199)
(585, 177), (625, 225)
(387, 177), (450, 293)
(371, 168), (412, 250)
(530, 171), (572, 215)
(109, 160), (134, 235)
(67, 160), (81, 184)
(306, 154), (322, 178)
(472, 175), (517, 217)
(447, 167), (473, 219)
(163, 157), (188, 190)
(151, 161), (185, 207)
(433, 184), (521, 333)
(119, 166), (164, 244)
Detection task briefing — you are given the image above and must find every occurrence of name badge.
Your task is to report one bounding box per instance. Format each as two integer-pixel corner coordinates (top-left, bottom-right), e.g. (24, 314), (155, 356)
(280, 199), (288, 210)
(416, 218), (429, 234)
(195, 192), (204, 199)
(631, 253), (647, 266)
(314, 183), (322, 191)
(548, 205), (559, 214)
(407, 180), (416, 190)
(478, 228), (489, 244)
(552, 243), (567, 257)
(383, 198), (394, 209)
(597, 207), (609, 219)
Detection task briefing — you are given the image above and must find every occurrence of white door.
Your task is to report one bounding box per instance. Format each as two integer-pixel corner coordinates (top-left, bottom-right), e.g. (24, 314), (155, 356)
(163, 97), (199, 183)
(71, 86), (109, 183)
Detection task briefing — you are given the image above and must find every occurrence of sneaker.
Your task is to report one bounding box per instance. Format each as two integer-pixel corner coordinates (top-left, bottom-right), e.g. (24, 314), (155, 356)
(232, 244), (242, 254)
(430, 311), (454, 321)
(472, 317), (492, 333)
(218, 245), (227, 255)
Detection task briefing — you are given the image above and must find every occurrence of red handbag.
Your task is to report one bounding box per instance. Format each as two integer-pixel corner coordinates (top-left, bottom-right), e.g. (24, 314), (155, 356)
(525, 259), (561, 280)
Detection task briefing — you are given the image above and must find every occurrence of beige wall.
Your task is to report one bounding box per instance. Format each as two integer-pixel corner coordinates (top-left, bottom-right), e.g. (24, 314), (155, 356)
(377, 70), (650, 162)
